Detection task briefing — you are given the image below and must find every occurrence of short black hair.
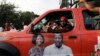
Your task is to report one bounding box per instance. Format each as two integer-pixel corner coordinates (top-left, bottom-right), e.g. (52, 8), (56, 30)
(54, 33), (63, 43)
(32, 33), (44, 45)
(54, 33), (63, 39)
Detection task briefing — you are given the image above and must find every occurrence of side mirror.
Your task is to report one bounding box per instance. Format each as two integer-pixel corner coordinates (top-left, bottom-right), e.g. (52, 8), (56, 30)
(30, 24), (41, 34)
(30, 24), (34, 34)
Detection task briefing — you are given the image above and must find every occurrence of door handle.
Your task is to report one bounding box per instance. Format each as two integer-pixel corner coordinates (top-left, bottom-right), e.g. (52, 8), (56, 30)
(69, 35), (77, 40)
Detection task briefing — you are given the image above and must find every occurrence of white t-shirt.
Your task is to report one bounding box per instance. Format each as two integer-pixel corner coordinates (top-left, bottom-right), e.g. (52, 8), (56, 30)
(43, 44), (73, 56)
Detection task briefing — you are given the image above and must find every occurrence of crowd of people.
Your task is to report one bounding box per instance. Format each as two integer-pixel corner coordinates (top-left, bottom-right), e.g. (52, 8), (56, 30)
(0, 23), (28, 32)
(42, 16), (73, 33)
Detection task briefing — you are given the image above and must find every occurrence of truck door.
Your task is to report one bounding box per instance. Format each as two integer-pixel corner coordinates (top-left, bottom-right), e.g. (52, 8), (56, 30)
(30, 10), (81, 56)
(81, 10), (100, 56)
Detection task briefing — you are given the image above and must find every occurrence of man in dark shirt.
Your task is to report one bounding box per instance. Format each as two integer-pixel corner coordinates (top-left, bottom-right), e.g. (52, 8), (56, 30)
(59, 16), (73, 32)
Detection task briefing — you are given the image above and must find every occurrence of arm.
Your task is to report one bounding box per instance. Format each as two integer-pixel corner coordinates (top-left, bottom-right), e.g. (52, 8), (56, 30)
(68, 49), (73, 56)
(43, 47), (50, 56)
(84, 2), (100, 13)
(79, 0), (100, 13)
(64, 46), (73, 56)
(84, 2), (93, 10)
(78, 0), (93, 10)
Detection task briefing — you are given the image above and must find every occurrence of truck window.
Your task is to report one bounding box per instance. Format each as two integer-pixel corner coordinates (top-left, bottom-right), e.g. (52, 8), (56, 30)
(83, 10), (100, 30)
(32, 11), (74, 33)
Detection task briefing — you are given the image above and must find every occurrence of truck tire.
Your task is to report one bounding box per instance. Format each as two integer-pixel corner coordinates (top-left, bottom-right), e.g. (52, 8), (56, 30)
(0, 49), (13, 56)
(0, 42), (20, 56)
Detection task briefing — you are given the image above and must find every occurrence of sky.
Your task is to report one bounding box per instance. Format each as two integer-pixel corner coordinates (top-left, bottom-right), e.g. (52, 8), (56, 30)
(0, 0), (60, 15)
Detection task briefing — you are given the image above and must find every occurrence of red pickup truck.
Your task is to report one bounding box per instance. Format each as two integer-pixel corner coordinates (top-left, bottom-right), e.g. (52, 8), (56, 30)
(0, 8), (100, 56)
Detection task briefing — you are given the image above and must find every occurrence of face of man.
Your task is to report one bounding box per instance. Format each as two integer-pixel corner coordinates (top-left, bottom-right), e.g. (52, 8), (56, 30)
(60, 16), (67, 22)
(54, 33), (63, 48)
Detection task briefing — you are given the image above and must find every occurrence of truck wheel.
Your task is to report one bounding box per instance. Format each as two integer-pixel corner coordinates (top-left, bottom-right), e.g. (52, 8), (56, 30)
(0, 42), (20, 56)
(0, 49), (13, 56)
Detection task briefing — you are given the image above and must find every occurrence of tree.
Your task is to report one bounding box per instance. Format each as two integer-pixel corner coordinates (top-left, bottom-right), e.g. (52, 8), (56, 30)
(0, 1), (18, 28)
(0, 0), (39, 30)
(19, 11), (34, 25)
(13, 11), (39, 30)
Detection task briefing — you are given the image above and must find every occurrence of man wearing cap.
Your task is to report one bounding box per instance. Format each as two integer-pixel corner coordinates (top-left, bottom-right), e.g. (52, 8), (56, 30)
(59, 16), (73, 32)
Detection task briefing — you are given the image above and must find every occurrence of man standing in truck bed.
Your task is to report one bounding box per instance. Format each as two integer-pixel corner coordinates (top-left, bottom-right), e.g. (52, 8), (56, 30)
(79, 0), (100, 29)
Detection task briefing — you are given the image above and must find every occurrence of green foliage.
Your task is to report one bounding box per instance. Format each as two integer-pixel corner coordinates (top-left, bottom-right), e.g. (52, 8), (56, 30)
(0, 3), (17, 27)
(0, 1), (39, 30)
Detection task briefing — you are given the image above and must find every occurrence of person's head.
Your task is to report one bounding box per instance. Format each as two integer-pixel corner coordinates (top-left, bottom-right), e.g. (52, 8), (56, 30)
(60, 16), (67, 22)
(53, 22), (58, 26)
(32, 34), (44, 46)
(54, 33), (63, 48)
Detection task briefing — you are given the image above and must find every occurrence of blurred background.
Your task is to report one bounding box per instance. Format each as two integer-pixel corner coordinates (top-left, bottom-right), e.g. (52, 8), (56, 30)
(0, 0), (77, 32)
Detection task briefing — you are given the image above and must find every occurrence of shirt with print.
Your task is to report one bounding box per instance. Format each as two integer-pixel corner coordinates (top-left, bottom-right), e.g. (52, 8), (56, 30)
(29, 46), (44, 56)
